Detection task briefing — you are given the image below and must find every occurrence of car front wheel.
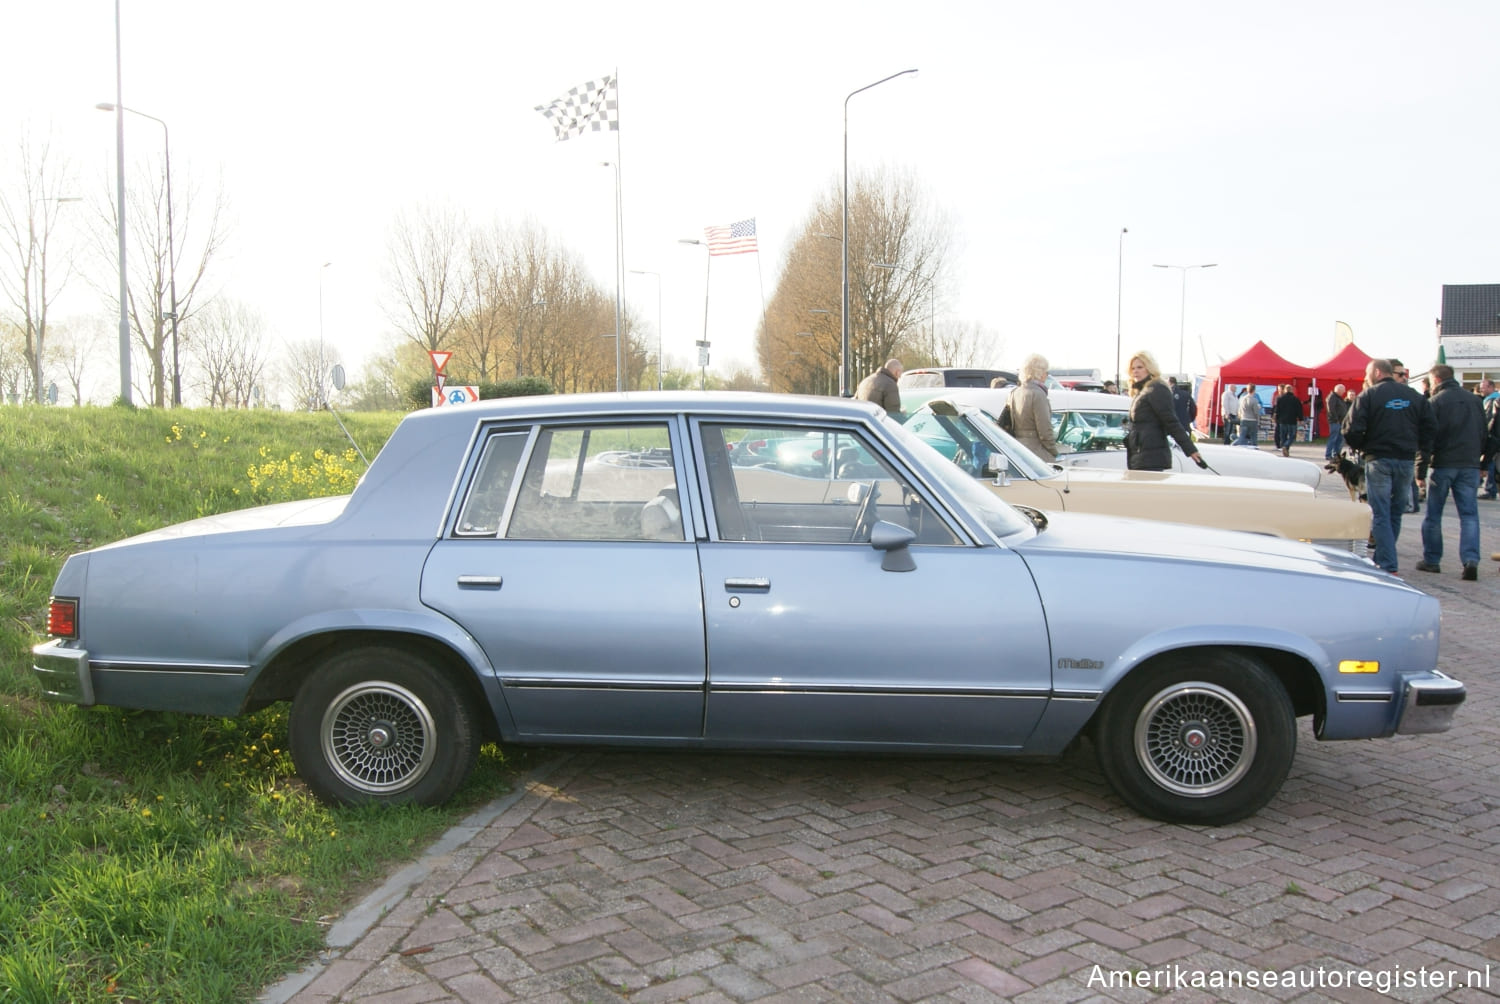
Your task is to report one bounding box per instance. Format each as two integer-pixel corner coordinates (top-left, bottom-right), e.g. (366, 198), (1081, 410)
(1094, 652), (1296, 825)
(290, 646), (478, 807)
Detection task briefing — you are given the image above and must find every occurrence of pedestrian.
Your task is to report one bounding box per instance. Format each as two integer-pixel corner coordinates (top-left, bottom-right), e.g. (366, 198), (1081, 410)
(1343, 358), (1436, 575)
(1009, 353), (1059, 462)
(1220, 382), (1240, 445)
(1414, 364), (1484, 580)
(1101, 379), (1118, 395)
(1233, 384), (1263, 446)
(1482, 394), (1500, 510)
(1125, 350), (1206, 471)
(1273, 383), (1304, 457)
(854, 358), (903, 417)
(989, 375), (1009, 388)
(1168, 376), (1197, 432)
(1480, 378), (1499, 499)
(1324, 383), (1350, 459)
(1389, 358), (1423, 512)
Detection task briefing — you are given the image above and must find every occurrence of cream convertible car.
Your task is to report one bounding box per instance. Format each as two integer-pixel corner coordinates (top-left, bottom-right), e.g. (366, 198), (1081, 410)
(934, 387), (1324, 488)
(901, 401), (1369, 550)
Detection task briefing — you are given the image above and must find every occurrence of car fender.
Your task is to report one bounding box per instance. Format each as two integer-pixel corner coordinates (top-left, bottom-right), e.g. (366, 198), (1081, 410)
(247, 607), (519, 737)
(1024, 621), (1329, 756)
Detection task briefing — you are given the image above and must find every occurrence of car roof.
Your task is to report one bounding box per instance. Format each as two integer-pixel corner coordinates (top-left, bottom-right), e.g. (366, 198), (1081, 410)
(397, 390), (889, 430)
(899, 367), (1017, 387)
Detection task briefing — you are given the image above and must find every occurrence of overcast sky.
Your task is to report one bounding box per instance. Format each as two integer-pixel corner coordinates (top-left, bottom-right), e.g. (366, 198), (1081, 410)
(6, 0), (1497, 400)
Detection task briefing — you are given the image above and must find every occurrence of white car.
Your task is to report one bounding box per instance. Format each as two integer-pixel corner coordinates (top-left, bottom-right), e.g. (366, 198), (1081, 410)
(931, 387), (1322, 488)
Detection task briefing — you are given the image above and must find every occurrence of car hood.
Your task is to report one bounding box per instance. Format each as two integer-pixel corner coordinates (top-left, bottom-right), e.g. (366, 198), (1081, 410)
(1012, 510), (1394, 583)
(96, 495), (352, 550)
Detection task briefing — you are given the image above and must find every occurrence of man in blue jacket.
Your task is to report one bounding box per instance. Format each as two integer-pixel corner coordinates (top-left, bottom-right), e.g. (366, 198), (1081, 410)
(1344, 358), (1436, 575)
(1414, 365), (1485, 580)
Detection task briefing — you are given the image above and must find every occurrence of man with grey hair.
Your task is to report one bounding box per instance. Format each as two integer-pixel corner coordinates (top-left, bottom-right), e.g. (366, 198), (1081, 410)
(854, 358), (903, 417)
(1344, 358), (1436, 575)
(1415, 364), (1484, 579)
(1323, 383), (1350, 459)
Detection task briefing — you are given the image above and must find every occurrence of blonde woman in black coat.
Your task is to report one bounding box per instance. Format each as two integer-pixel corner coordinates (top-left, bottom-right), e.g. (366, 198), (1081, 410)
(1126, 350), (1206, 471)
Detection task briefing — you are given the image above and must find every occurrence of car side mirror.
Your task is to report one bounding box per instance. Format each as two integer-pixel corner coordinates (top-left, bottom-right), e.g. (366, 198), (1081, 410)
(869, 520), (916, 572)
(985, 455), (1011, 486)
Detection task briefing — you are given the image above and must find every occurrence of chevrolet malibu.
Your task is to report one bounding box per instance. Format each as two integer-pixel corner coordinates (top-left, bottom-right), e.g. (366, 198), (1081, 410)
(33, 392), (1462, 825)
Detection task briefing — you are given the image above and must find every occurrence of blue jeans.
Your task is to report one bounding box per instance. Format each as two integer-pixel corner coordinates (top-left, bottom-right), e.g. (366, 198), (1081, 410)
(1275, 422), (1297, 450)
(1324, 425), (1344, 459)
(1484, 456), (1498, 496)
(1233, 422), (1258, 446)
(1364, 458), (1413, 573)
(1421, 466), (1480, 567)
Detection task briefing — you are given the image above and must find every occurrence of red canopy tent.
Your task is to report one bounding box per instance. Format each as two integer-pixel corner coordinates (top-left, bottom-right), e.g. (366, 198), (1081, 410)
(1305, 342), (1374, 435)
(1193, 341), (1317, 435)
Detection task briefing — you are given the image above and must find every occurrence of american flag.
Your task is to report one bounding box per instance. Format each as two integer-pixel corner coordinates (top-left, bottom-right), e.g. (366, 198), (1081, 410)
(704, 218), (758, 256)
(534, 75), (619, 142)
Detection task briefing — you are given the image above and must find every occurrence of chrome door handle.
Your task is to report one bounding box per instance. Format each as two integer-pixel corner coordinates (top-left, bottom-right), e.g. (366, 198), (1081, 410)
(724, 577), (770, 592)
(456, 575), (503, 588)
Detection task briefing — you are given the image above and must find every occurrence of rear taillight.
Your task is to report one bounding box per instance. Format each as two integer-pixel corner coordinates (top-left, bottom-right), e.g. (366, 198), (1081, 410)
(47, 597), (78, 639)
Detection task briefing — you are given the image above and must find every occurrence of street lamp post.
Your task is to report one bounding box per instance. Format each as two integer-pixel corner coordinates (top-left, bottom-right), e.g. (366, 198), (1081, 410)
(97, 101), (178, 405)
(1152, 262), (1217, 378)
(871, 262), (934, 360)
(678, 239), (710, 390)
(842, 68), (918, 397)
(629, 269), (662, 390)
(1115, 228), (1128, 390)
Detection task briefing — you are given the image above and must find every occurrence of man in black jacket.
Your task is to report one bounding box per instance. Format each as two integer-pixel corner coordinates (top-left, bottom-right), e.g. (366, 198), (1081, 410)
(1344, 358), (1436, 575)
(1413, 365), (1485, 578)
(1273, 384), (1304, 457)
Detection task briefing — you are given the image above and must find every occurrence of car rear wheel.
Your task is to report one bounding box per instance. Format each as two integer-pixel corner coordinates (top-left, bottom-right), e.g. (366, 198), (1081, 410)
(1094, 652), (1295, 825)
(290, 646), (478, 807)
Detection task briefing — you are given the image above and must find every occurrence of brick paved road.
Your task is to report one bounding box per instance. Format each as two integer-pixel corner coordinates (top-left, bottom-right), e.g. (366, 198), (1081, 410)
(267, 445), (1500, 1003)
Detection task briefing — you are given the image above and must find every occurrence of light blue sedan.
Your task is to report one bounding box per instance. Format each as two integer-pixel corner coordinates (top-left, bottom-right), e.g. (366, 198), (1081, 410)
(32, 393), (1462, 824)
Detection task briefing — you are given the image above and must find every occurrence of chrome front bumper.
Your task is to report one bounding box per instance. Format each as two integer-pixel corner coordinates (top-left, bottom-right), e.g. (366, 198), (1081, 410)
(32, 639), (95, 705)
(1395, 671), (1465, 735)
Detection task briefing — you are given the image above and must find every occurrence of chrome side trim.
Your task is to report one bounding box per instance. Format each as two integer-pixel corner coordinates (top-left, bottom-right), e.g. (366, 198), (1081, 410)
(500, 678), (704, 692)
(1051, 690), (1102, 701)
(1335, 691), (1394, 703)
(709, 682), (1052, 699)
(91, 660), (251, 675)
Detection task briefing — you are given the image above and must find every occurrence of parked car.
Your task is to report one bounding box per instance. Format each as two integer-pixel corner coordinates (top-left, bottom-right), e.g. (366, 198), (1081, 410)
(905, 401), (1369, 548)
(934, 387), (1323, 487)
(34, 392), (1461, 825)
(898, 366), (1018, 390)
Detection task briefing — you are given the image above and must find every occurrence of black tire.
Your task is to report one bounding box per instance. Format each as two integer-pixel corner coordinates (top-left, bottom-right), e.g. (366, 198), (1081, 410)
(1094, 652), (1295, 825)
(290, 646), (479, 807)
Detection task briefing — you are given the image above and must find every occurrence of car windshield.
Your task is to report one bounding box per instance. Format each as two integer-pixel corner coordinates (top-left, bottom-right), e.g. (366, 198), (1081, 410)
(877, 412), (1034, 540)
(1052, 408), (1129, 453)
(906, 406), (1059, 482)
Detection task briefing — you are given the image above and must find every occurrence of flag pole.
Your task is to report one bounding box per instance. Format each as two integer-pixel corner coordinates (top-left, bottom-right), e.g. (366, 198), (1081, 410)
(612, 70), (625, 392)
(753, 219), (771, 390)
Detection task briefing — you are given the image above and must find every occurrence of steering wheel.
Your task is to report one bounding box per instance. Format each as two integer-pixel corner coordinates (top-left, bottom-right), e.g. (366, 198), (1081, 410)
(849, 480), (881, 543)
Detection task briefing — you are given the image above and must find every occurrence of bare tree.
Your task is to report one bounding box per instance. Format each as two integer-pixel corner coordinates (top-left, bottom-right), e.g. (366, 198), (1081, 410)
(758, 167), (958, 392)
(0, 321), (26, 402)
(84, 150), (230, 407)
(282, 338), (339, 412)
(191, 298), (271, 408)
(0, 133), (79, 403)
(383, 205), (470, 355)
(48, 314), (110, 405)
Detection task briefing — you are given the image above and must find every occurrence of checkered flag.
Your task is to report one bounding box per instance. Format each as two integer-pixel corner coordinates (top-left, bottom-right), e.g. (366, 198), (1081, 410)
(534, 74), (619, 141)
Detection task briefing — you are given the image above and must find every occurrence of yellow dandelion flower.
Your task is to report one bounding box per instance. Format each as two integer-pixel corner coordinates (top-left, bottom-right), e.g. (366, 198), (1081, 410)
(141, 808), (152, 818)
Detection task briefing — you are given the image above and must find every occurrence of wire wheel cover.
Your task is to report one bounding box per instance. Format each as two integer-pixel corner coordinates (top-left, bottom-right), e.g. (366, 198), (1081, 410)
(321, 682), (437, 794)
(1134, 682), (1257, 797)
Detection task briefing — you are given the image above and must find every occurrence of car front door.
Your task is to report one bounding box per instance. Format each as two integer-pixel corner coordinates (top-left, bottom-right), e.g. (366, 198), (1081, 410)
(692, 420), (1053, 751)
(421, 419), (707, 741)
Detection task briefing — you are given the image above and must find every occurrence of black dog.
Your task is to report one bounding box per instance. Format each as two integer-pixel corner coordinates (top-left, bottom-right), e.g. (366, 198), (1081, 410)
(1325, 453), (1366, 503)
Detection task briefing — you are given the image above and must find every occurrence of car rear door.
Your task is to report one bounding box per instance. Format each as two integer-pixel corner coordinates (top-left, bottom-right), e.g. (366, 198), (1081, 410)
(691, 419), (1053, 751)
(421, 418), (707, 740)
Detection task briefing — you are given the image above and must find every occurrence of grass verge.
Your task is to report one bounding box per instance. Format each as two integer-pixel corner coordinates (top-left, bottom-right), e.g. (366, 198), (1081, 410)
(0, 405), (531, 1003)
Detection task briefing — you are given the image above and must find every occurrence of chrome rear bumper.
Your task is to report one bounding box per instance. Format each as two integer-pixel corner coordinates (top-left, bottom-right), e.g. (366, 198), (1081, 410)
(32, 639), (94, 705)
(1395, 671), (1465, 735)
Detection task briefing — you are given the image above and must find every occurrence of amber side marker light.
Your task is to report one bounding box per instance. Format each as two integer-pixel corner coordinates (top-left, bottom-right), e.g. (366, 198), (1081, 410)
(47, 597), (78, 639)
(1338, 660), (1379, 674)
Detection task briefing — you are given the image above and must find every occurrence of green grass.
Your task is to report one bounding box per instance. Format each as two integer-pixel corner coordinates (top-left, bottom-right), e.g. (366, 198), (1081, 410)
(0, 405), (530, 1003)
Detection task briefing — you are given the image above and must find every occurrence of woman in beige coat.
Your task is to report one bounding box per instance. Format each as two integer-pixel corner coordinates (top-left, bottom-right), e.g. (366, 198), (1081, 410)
(1009, 354), (1059, 462)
